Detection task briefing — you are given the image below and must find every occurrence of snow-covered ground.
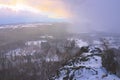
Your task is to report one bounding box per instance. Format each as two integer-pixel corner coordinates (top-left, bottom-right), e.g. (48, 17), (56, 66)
(40, 35), (54, 39)
(25, 40), (47, 47)
(0, 23), (53, 29)
(68, 38), (88, 48)
(50, 38), (120, 80)
(52, 52), (120, 80)
(4, 37), (120, 80)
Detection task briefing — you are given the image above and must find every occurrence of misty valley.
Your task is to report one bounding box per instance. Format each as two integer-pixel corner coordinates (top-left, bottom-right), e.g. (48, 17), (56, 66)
(0, 23), (120, 80)
(0, 0), (120, 80)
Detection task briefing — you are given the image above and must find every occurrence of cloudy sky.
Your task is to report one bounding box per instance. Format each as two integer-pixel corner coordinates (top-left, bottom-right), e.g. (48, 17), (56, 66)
(0, 0), (120, 33)
(0, 0), (69, 24)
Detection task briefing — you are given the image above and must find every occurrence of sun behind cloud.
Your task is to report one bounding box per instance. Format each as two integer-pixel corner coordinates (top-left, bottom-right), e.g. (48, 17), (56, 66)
(0, 0), (70, 19)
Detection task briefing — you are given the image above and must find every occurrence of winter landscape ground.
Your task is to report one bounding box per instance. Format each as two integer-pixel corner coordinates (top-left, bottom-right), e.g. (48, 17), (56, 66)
(0, 23), (120, 80)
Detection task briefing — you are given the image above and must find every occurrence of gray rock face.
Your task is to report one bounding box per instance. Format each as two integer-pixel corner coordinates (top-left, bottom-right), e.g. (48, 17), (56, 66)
(102, 48), (120, 77)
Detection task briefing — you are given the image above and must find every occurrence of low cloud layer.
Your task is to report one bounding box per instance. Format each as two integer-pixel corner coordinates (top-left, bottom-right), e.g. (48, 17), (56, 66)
(0, 0), (120, 33)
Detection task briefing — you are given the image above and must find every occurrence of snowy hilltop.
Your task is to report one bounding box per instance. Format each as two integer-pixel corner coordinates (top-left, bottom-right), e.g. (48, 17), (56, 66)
(50, 51), (119, 80)
(49, 38), (120, 80)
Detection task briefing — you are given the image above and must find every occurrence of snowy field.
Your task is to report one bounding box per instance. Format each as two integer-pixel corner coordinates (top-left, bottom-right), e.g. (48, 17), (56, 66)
(0, 24), (120, 80)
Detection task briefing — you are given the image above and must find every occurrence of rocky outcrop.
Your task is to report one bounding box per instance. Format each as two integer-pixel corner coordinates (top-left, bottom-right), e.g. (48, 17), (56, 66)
(49, 47), (119, 80)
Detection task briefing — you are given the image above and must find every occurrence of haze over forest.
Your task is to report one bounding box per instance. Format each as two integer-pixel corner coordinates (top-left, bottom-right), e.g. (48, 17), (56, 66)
(1, 1), (120, 80)
(0, 0), (120, 33)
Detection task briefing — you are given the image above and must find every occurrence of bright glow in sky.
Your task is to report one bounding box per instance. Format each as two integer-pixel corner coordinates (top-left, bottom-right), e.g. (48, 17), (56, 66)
(0, 4), (40, 13)
(0, 0), (70, 19)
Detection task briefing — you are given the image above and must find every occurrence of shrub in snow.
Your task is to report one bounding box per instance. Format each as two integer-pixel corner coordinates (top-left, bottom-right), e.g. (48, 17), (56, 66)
(80, 46), (89, 53)
(102, 48), (120, 77)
